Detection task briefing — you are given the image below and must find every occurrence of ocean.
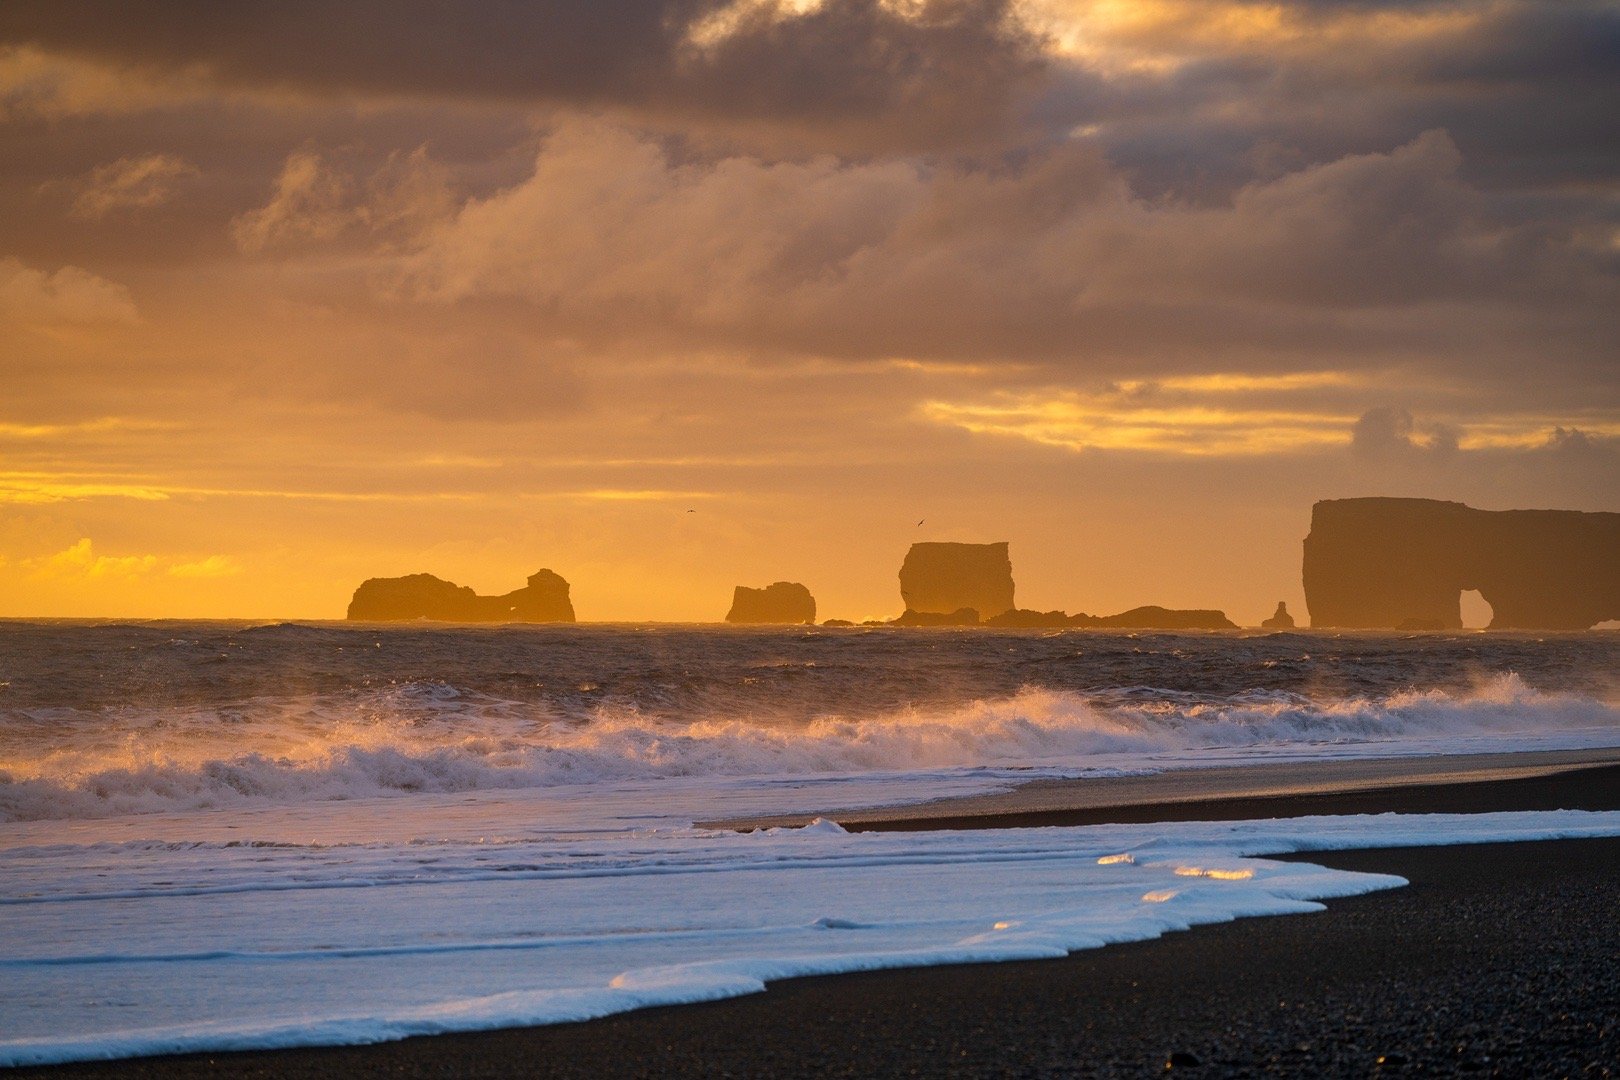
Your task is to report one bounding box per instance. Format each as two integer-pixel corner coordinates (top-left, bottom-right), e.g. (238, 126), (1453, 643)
(3, 622), (1620, 1064)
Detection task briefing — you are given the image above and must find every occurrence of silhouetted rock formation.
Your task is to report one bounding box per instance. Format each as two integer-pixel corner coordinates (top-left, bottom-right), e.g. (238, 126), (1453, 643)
(899, 542), (1015, 619)
(1069, 606), (1238, 630)
(726, 582), (816, 624)
(1303, 498), (1620, 630)
(984, 608), (1072, 628)
(822, 619), (855, 627)
(1261, 602), (1295, 629)
(346, 569), (575, 622)
(893, 607), (981, 626)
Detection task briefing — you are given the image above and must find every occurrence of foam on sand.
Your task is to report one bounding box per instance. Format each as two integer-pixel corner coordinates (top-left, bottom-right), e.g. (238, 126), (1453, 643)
(4, 809), (1620, 1066)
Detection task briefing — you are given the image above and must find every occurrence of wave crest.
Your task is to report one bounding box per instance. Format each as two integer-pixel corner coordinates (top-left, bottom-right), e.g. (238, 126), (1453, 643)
(4, 674), (1616, 822)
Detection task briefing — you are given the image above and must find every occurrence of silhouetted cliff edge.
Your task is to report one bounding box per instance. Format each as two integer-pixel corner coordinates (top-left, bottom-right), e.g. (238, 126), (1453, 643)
(1303, 498), (1620, 630)
(899, 542), (1015, 618)
(346, 569), (575, 622)
(726, 582), (816, 624)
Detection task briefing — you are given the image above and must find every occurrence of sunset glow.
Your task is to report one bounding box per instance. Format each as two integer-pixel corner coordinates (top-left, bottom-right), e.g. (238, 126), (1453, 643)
(1, 0), (1614, 621)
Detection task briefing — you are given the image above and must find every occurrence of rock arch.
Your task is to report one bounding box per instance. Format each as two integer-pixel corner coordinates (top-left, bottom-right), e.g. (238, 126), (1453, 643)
(1303, 498), (1620, 630)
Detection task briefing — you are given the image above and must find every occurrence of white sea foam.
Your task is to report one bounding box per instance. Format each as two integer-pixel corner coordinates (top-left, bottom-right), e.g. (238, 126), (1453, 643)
(3, 808), (1620, 1066)
(3, 673), (1617, 822)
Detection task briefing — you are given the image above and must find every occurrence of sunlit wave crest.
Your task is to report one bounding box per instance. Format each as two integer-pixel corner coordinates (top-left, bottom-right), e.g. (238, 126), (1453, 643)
(4, 673), (1617, 822)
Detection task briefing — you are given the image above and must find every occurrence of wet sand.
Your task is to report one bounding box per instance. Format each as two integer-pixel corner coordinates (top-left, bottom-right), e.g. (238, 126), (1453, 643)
(12, 760), (1620, 1079)
(705, 747), (1620, 831)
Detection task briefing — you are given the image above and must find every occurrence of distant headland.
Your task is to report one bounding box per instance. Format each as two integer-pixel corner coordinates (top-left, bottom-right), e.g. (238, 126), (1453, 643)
(342, 497), (1617, 630)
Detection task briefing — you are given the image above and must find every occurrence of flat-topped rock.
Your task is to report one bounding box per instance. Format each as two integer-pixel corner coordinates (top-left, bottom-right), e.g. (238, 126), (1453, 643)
(899, 542), (1015, 619)
(726, 582), (817, 624)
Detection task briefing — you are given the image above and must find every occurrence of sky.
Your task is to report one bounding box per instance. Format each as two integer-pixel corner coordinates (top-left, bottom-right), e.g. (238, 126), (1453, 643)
(1, 0), (1616, 622)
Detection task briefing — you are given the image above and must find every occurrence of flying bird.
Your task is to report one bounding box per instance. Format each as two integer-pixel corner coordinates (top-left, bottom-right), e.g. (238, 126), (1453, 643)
(917, 519), (925, 526)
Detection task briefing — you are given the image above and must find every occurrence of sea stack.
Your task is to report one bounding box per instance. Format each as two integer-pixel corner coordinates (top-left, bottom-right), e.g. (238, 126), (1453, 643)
(1302, 498), (1620, 629)
(1261, 601), (1295, 629)
(899, 542), (1015, 620)
(346, 569), (576, 622)
(726, 582), (817, 624)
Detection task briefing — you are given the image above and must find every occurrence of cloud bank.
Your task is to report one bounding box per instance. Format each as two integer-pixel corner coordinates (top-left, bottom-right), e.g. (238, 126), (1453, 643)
(0, 0), (1615, 617)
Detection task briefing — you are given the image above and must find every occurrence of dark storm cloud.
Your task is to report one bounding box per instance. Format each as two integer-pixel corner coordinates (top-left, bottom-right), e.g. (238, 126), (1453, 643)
(4, 1), (1615, 424)
(1424, 3), (1620, 87)
(0, 0), (1044, 146)
(1056, 0), (1620, 200)
(391, 121), (1620, 391)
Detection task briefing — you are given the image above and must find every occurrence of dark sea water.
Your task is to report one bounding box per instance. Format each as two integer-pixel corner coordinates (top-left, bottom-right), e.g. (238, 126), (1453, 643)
(2, 621), (1617, 822)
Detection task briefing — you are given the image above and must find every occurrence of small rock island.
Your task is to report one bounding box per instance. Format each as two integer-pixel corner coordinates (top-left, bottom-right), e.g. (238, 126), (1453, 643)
(726, 582), (817, 624)
(346, 569), (576, 622)
(1303, 498), (1620, 630)
(1261, 601), (1295, 629)
(1074, 606), (1238, 630)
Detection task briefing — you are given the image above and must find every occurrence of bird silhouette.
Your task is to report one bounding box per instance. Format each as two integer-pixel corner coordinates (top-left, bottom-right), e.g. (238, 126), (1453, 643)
(917, 519), (925, 526)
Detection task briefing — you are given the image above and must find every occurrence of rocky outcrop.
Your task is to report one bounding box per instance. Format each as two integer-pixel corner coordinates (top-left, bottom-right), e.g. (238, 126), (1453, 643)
(898, 542), (1015, 619)
(962, 606), (1238, 629)
(726, 582), (816, 624)
(346, 569), (575, 622)
(893, 607), (981, 626)
(1261, 602), (1295, 629)
(1303, 498), (1620, 630)
(1071, 606), (1238, 630)
(887, 604), (1238, 629)
(984, 608), (1072, 628)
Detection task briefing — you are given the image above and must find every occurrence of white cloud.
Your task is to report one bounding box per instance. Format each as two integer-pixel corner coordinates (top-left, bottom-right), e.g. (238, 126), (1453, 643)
(66, 153), (198, 218)
(167, 554), (242, 578)
(231, 150), (353, 253)
(0, 257), (138, 325)
(28, 538), (156, 580)
(232, 146), (453, 253)
(24, 539), (242, 582)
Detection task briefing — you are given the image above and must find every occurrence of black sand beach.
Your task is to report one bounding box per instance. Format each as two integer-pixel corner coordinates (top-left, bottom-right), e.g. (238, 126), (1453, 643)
(12, 762), (1620, 1079)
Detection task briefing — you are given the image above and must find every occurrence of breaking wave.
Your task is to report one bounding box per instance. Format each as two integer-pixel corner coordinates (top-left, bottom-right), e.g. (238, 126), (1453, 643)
(4, 673), (1617, 822)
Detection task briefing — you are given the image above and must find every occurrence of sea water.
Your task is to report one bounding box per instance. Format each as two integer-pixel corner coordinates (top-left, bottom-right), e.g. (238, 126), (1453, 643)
(3, 622), (1619, 1064)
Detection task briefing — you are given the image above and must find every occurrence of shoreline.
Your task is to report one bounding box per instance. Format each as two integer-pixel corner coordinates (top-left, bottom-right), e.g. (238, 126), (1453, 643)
(705, 746), (1620, 831)
(10, 759), (1620, 1077)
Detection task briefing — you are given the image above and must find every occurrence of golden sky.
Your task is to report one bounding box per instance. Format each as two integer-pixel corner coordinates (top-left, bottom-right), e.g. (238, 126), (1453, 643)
(1, 0), (1616, 621)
